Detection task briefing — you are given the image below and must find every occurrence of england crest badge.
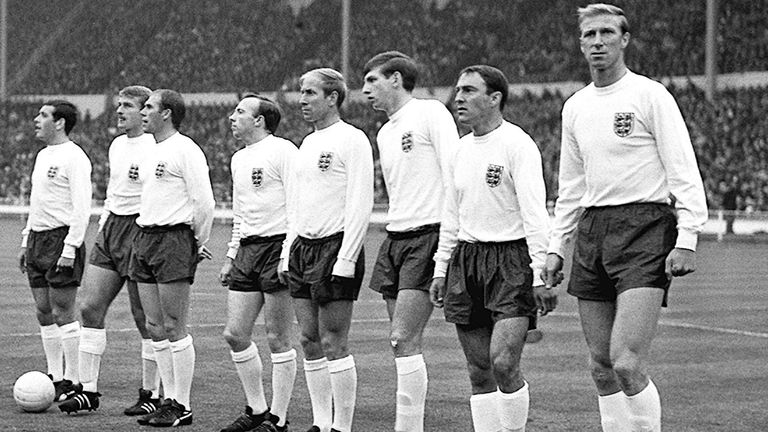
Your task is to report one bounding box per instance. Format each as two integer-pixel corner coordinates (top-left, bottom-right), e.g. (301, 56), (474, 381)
(128, 164), (140, 182)
(613, 112), (635, 137)
(318, 152), (333, 172)
(155, 161), (166, 178)
(47, 166), (59, 179)
(401, 131), (413, 153)
(485, 164), (504, 188)
(251, 168), (264, 187)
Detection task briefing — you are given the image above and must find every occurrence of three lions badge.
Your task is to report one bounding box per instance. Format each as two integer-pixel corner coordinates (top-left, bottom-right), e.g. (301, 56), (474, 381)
(485, 164), (503, 188)
(128, 164), (140, 182)
(251, 168), (264, 187)
(318, 152), (333, 172)
(401, 131), (413, 153)
(154, 161), (166, 178)
(46, 166), (59, 179)
(613, 112), (635, 137)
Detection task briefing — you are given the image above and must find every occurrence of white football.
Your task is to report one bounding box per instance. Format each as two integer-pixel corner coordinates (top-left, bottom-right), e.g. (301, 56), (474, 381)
(13, 371), (55, 413)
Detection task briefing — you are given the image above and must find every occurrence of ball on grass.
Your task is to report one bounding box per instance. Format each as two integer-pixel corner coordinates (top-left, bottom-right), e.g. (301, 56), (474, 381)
(13, 371), (55, 413)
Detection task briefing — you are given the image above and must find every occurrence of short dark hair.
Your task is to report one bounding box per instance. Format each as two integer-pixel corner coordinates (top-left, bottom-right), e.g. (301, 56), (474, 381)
(44, 100), (79, 134)
(242, 92), (282, 134)
(577, 3), (630, 34)
(154, 89), (186, 129)
(119, 85), (152, 106)
(459, 65), (509, 111)
(363, 51), (419, 91)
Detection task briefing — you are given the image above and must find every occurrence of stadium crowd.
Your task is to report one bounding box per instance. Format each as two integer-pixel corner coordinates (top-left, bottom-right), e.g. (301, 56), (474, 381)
(5, 0), (767, 93)
(2, 84), (766, 211)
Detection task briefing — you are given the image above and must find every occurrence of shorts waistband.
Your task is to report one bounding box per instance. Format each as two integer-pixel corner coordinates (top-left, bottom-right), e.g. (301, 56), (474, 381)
(585, 202), (670, 213)
(387, 223), (440, 240)
(31, 225), (69, 235)
(298, 231), (344, 245)
(458, 238), (526, 247)
(139, 223), (191, 234)
(240, 233), (287, 246)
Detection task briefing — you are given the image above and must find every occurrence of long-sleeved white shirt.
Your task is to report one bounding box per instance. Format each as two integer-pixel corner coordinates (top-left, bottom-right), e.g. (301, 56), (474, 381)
(433, 122), (550, 284)
(22, 141), (92, 259)
(227, 134), (297, 261)
(99, 133), (155, 228)
(377, 98), (459, 231)
(290, 120), (374, 277)
(550, 71), (708, 257)
(136, 132), (215, 247)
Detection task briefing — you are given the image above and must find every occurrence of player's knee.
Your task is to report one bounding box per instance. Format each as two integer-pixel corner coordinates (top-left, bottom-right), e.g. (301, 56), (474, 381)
(144, 319), (165, 339)
(79, 301), (105, 327)
(610, 350), (642, 383)
(320, 336), (347, 359)
(491, 353), (521, 380)
(265, 331), (292, 354)
(590, 357), (617, 388)
(222, 327), (248, 349)
(466, 361), (495, 392)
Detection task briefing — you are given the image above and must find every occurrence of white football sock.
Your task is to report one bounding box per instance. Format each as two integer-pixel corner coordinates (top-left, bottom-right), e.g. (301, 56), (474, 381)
(625, 380), (661, 432)
(470, 391), (501, 432)
(599, 391), (631, 432)
(141, 339), (160, 398)
(152, 339), (175, 401)
(170, 335), (195, 409)
(40, 324), (63, 381)
(60, 321), (81, 383)
(231, 342), (268, 414)
(498, 382), (529, 432)
(270, 348), (297, 426)
(328, 355), (357, 432)
(395, 354), (428, 432)
(78, 327), (106, 392)
(304, 357), (332, 431)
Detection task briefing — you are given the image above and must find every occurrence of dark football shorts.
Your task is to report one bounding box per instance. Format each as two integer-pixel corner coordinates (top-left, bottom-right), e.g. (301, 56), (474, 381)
(443, 239), (536, 330)
(370, 223), (440, 299)
(288, 231), (365, 304)
(26, 226), (86, 289)
(567, 203), (677, 306)
(229, 234), (287, 293)
(89, 213), (139, 278)
(129, 224), (198, 284)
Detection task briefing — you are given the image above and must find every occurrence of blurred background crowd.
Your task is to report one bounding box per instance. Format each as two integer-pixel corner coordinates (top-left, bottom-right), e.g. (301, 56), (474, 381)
(1, 0), (766, 211)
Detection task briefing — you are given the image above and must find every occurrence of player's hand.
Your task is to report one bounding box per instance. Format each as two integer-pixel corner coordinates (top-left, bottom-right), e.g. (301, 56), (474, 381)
(665, 247), (696, 279)
(277, 258), (289, 285)
(429, 277), (446, 308)
(541, 253), (564, 289)
(534, 284), (558, 316)
(56, 256), (74, 272)
(198, 245), (212, 262)
(219, 259), (233, 287)
(18, 248), (27, 274)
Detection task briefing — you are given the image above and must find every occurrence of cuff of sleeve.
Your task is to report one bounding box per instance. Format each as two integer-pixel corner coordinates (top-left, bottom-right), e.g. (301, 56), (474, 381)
(21, 235), (28, 248)
(675, 228), (698, 251)
(332, 258), (356, 278)
(61, 244), (77, 259)
(532, 268), (543, 287)
(226, 247), (239, 260)
(547, 237), (563, 257)
(280, 258), (289, 273)
(433, 260), (448, 279)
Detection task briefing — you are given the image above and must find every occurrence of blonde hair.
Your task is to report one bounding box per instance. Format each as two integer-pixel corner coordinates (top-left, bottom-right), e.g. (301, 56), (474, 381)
(577, 3), (630, 34)
(300, 68), (347, 107)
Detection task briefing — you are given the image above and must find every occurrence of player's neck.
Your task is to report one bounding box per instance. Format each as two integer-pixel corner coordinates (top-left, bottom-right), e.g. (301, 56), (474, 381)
(386, 93), (412, 117)
(592, 64), (628, 88)
(153, 125), (177, 143)
(313, 112), (341, 131)
(46, 133), (69, 146)
(246, 130), (270, 146)
(471, 113), (504, 137)
(125, 127), (144, 138)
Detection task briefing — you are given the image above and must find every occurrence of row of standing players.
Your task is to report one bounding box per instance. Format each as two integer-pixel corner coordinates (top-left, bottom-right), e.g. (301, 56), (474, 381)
(19, 5), (708, 432)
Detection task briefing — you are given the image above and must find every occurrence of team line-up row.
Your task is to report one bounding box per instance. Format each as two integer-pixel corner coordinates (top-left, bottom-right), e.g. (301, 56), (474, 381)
(18, 4), (707, 432)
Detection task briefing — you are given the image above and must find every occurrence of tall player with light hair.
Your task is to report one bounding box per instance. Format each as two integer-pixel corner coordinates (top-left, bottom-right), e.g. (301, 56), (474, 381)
(542, 4), (707, 431)
(287, 68), (373, 432)
(59, 85), (161, 415)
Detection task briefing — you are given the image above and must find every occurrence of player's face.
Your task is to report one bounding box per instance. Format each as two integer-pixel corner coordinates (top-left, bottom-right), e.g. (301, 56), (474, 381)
(140, 93), (164, 134)
(299, 75), (334, 124)
(579, 14), (629, 72)
(454, 72), (496, 127)
(362, 67), (394, 112)
(116, 96), (143, 134)
(229, 98), (260, 140)
(33, 105), (58, 142)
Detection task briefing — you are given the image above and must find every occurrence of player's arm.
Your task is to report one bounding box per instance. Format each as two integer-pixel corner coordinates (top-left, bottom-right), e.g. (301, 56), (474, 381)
(60, 151), (93, 269)
(428, 102), (461, 200)
(183, 145), (216, 252)
(543, 103), (586, 287)
(332, 131), (374, 278)
(98, 140), (118, 232)
(430, 152), (459, 308)
(221, 155), (242, 287)
(511, 135), (556, 315)
(278, 145), (299, 282)
(651, 86), (708, 277)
